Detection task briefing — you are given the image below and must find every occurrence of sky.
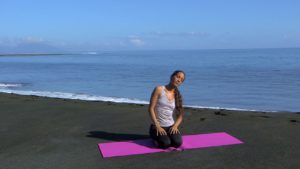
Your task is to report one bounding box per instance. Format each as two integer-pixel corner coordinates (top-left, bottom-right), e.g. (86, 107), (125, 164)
(0, 0), (300, 52)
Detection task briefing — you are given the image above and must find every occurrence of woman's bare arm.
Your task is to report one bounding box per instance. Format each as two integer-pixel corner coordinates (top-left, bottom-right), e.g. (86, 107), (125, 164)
(148, 86), (161, 127)
(173, 109), (183, 128)
(148, 86), (168, 136)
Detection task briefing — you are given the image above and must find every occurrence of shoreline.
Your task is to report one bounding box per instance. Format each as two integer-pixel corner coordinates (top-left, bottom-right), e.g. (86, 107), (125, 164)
(0, 92), (299, 169)
(0, 91), (296, 114)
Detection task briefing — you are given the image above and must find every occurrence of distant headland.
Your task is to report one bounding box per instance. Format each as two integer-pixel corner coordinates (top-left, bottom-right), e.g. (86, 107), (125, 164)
(0, 53), (67, 56)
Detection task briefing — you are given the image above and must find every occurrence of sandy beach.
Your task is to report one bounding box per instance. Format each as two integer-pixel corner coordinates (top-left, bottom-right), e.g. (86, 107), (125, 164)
(0, 92), (299, 169)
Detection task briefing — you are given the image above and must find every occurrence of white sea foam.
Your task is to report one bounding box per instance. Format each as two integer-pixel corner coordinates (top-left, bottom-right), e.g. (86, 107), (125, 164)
(0, 83), (23, 88)
(0, 89), (148, 104)
(82, 52), (97, 55)
(184, 104), (264, 112)
(0, 88), (274, 112)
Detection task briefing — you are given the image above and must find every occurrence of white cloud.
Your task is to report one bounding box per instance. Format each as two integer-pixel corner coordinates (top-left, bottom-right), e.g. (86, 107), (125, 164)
(21, 36), (44, 43)
(0, 37), (18, 47)
(129, 38), (145, 47)
(118, 41), (126, 46)
(0, 36), (45, 47)
(145, 31), (210, 38)
(128, 35), (139, 39)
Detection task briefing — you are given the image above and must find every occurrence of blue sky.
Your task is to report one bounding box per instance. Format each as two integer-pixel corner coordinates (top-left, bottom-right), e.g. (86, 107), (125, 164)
(0, 0), (299, 52)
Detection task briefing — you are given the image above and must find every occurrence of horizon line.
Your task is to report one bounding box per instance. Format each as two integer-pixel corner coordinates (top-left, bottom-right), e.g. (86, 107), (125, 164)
(1, 46), (300, 55)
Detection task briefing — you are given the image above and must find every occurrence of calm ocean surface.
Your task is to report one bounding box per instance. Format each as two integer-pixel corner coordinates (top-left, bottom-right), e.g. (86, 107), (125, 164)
(1, 48), (300, 112)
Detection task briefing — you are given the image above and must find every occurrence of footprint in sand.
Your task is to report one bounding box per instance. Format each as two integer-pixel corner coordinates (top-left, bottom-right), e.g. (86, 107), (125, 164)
(290, 119), (299, 123)
(199, 117), (206, 121)
(258, 115), (271, 118)
(249, 115), (271, 118)
(214, 111), (227, 116)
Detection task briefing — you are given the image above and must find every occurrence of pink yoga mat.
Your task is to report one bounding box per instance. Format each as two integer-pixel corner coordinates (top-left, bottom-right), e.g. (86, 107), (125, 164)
(98, 132), (243, 158)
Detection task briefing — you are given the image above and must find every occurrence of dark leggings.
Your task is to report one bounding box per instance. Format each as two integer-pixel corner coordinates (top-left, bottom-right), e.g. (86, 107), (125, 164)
(149, 124), (182, 149)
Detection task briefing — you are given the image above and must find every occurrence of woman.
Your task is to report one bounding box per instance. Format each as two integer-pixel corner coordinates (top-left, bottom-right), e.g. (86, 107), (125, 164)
(148, 70), (185, 149)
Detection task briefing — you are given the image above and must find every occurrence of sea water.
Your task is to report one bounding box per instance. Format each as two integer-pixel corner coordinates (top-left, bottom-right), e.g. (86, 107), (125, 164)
(1, 48), (300, 112)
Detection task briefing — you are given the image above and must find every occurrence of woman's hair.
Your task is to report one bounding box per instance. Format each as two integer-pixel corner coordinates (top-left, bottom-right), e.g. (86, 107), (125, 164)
(170, 70), (185, 115)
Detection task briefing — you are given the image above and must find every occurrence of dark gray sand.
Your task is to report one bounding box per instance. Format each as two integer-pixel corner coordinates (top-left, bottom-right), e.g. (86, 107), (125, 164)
(0, 93), (299, 169)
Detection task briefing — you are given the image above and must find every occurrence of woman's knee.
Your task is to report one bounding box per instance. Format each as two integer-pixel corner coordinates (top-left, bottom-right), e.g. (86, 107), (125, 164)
(158, 141), (171, 149)
(172, 139), (182, 148)
(171, 134), (183, 148)
(158, 138), (171, 149)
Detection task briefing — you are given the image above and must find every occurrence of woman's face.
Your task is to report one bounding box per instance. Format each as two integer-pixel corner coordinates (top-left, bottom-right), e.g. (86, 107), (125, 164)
(171, 72), (185, 87)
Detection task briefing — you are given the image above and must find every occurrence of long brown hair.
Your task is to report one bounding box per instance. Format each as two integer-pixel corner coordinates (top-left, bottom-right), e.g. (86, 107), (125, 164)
(170, 70), (185, 115)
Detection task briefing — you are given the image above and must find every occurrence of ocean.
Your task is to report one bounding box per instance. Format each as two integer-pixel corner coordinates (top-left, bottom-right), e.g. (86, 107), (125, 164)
(1, 48), (300, 112)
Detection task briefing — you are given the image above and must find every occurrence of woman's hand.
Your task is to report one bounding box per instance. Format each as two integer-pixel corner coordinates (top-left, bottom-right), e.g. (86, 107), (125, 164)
(169, 125), (180, 135)
(156, 126), (167, 136)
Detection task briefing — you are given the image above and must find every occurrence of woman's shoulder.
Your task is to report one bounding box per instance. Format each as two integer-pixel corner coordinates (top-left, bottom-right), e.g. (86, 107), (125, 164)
(155, 85), (164, 90)
(154, 85), (164, 94)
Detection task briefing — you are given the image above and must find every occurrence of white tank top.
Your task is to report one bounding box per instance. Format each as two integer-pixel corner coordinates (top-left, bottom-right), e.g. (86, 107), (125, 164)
(155, 86), (176, 127)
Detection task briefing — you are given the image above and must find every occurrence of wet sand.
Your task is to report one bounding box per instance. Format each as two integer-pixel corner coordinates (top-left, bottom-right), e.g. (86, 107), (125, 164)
(0, 92), (299, 169)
